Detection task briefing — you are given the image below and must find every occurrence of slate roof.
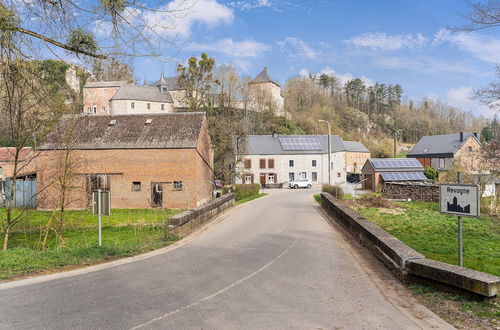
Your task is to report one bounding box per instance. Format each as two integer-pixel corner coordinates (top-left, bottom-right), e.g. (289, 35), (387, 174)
(40, 113), (206, 150)
(245, 135), (368, 155)
(149, 76), (182, 91)
(110, 85), (173, 103)
(407, 132), (481, 157)
(343, 141), (370, 153)
(365, 158), (423, 172)
(84, 81), (126, 88)
(249, 68), (280, 87)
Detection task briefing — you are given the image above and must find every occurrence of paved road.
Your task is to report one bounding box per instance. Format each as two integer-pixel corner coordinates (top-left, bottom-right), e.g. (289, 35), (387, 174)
(0, 189), (451, 329)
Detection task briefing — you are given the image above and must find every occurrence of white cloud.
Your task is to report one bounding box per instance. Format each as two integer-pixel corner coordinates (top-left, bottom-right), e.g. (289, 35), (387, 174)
(446, 86), (492, 117)
(374, 56), (478, 74)
(277, 37), (319, 59)
(299, 68), (309, 77)
(143, 0), (233, 38)
(185, 38), (270, 57)
(345, 32), (428, 51)
(433, 28), (500, 64)
(299, 67), (374, 87)
(227, 0), (273, 10)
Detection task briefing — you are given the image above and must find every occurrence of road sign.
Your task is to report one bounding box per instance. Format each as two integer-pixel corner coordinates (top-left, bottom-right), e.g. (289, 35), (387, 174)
(92, 190), (110, 216)
(439, 184), (480, 217)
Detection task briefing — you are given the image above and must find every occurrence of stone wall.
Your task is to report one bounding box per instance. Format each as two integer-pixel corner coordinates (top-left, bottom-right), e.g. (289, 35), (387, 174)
(382, 182), (439, 202)
(168, 193), (235, 237)
(320, 192), (500, 297)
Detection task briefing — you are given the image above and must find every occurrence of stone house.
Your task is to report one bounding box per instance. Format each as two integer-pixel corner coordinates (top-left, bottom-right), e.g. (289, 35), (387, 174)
(35, 112), (213, 210)
(407, 132), (483, 172)
(237, 134), (370, 187)
(83, 81), (125, 115)
(361, 158), (427, 191)
(246, 68), (286, 117)
(83, 68), (288, 118)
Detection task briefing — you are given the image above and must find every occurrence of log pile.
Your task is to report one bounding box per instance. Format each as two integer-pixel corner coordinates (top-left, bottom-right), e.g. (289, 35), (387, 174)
(382, 182), (439, 202)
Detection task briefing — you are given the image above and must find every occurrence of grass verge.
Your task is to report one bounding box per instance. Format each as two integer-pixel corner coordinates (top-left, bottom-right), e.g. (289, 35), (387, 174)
(408, 283), (499, 328)
(0, 208), (183, 280)
(236, 193), (267, 205)
(355, 201), (500, 276)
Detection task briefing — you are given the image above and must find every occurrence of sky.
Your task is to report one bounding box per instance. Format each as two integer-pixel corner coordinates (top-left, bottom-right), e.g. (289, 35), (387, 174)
(112, 0), (500, 118)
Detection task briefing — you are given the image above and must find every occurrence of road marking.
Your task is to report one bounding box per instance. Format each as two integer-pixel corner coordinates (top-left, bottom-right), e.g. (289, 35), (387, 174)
(130, 237), (298, 330)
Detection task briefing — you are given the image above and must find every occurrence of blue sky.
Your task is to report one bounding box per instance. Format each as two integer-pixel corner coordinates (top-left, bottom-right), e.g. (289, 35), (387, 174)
(125, 0), (499, 117)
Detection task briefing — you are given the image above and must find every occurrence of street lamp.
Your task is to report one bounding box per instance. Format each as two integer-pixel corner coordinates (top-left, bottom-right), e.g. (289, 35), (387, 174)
(318, 120), (331, 185)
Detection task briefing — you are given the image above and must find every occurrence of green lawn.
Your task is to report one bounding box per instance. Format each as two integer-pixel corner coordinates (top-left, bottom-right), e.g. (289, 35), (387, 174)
(0, 208), (184, 280)
(0, 208), (183, 229)
(356, 201), (500, 276)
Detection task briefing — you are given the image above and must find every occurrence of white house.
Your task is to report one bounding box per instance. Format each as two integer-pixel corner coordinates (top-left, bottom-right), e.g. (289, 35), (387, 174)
(237, 134), (370, 187)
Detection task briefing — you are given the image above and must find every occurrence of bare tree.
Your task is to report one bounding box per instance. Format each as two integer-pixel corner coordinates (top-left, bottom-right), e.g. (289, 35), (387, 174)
(456, 1), (500, 31)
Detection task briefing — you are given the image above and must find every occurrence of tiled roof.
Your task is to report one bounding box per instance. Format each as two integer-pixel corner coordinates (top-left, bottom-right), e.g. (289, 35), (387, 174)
(149, 76), (182, 91)
(0, 148), (33, 162)
(84, 81), (126, 88)
(249, 68), (280, 86)
(343, 141), (370, 153)
(408, 132), (481, 156)
(40, 113), (206, 150)
(245, 135), (367, 155)
(110, 85), (173, 103)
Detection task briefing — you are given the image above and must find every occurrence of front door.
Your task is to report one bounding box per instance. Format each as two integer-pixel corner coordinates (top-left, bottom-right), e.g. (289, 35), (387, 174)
(260, 173), (266, 185)
(151, 183), (163, 208)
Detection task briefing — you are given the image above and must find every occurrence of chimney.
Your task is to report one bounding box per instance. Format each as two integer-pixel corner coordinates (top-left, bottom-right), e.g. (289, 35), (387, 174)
(272, 131), (277, 138)
(459, 132), (464, 142)
(473, 132), (478, 138)
(264, 67), (268, 73)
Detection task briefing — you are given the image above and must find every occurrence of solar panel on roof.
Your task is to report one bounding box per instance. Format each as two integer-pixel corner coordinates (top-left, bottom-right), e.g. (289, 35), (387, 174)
(279, 137), (322, 151)
(381, 172), (427, 181)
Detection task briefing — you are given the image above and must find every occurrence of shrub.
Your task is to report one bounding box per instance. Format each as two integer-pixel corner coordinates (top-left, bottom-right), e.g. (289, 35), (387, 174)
(322, 184), (344, 199)
(233, 184), (260, 201)
(424, 166), (439, 182)
(358, 193), (395, 208)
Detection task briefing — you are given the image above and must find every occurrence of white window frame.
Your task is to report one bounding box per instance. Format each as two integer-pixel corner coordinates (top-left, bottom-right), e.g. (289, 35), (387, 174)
(244, 175), (252, 184)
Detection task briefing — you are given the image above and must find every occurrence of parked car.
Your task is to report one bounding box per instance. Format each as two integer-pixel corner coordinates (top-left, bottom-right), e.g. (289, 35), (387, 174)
(289, 178), (312, 189)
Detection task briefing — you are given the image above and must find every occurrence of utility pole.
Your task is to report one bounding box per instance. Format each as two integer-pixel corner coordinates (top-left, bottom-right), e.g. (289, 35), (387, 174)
(318, 120), (331, 185)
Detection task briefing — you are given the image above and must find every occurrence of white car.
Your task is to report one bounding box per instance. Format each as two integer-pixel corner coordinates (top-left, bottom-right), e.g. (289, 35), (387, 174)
(289, 178), (312, 189)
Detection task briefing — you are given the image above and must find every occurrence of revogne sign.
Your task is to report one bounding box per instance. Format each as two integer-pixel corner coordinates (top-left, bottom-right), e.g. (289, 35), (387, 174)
(439, 184), (479, 217)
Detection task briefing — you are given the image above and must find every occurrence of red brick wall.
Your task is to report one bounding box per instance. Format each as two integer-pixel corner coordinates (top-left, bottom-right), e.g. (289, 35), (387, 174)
(36, 147), (213, 210)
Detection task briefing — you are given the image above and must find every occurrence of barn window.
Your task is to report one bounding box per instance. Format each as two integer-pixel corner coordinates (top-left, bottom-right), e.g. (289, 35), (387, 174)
(173, 181), (183, 190)
(132, 182), (141, 191)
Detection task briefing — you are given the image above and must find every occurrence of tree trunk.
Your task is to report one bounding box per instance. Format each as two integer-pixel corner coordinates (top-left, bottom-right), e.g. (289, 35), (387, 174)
(3, 226), (10, 251)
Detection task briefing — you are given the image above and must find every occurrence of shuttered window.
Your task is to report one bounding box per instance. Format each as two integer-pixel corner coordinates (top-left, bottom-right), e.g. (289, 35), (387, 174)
(244, 159), (252, 169)
(268, 159), (275, 169)
(259, 159), (266, 169)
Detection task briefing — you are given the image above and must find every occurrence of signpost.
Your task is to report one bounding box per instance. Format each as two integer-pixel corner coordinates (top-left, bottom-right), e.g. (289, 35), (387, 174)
(439, 173), (480, 267)
(92, 189), (110, 246)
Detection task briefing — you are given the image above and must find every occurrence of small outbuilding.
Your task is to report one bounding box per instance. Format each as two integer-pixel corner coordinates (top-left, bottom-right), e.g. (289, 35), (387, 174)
(361, 158), (427, 191)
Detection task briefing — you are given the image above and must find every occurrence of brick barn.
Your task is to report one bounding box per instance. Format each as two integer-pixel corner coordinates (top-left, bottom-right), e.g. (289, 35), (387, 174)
(36, 112), (213, 210)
